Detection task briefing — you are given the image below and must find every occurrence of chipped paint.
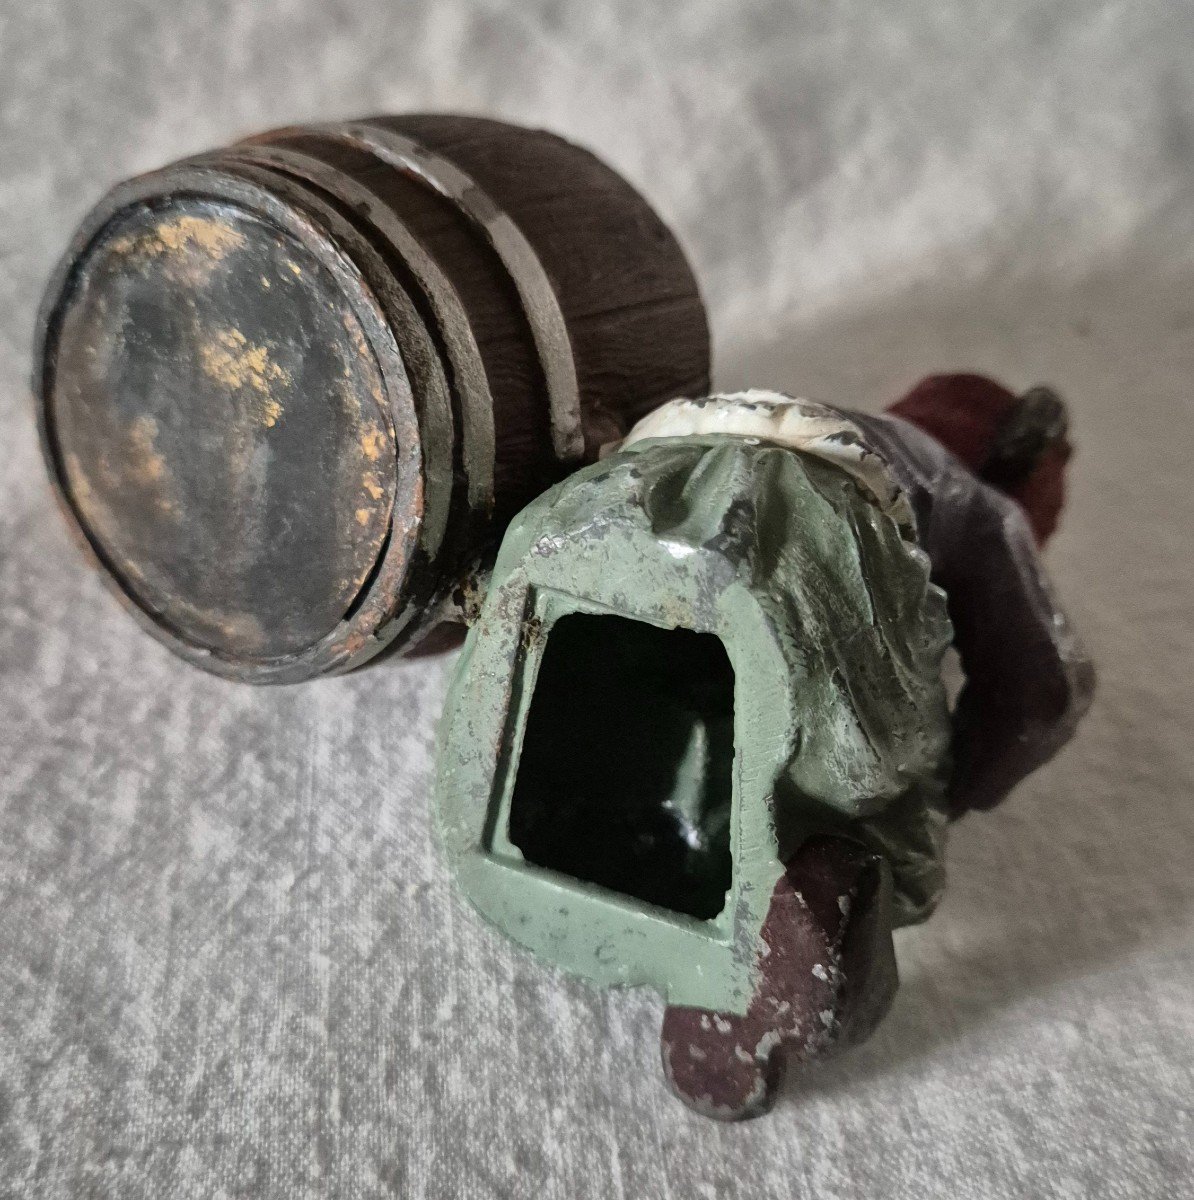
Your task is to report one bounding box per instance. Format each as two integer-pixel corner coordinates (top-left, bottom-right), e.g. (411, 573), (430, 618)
(660, 838), (898, 1119)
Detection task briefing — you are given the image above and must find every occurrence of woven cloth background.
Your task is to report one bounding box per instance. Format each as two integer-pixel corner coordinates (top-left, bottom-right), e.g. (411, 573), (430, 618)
(1, 3), (1191, 1197)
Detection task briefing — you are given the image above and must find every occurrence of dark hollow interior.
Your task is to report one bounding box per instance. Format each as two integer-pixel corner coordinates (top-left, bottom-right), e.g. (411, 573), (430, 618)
(508, 614), (735, 920)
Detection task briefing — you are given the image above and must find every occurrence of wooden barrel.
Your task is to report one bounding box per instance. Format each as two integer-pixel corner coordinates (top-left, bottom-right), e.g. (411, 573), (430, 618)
(34, 115), (710, 682)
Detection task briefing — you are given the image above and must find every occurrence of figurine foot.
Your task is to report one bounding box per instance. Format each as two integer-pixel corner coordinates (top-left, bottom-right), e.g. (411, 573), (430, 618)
(660, 837), (897, 1120)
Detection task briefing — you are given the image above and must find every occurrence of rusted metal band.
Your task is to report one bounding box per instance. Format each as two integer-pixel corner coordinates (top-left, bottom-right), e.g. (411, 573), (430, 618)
(230, 134), (496, 523)
(317, 120), (586, 464)
(202, 154), (454, 662)
(219, 140), (504, 651)
(220, 143), (465, 552)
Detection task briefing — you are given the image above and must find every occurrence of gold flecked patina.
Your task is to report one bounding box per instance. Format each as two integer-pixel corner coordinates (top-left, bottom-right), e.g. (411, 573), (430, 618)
(360, 424), (386, 461)
(127, 415), (167, 484)
(199, 327), (289, 426)
(65, 413), (180, 533)
(152, 214), (247, 258)
(43, 189), (405, 669)
(108, 214), (247, 274)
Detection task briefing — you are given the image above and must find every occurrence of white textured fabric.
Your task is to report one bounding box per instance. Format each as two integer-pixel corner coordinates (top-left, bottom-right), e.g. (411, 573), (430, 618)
(1, 3), (1192, 1197)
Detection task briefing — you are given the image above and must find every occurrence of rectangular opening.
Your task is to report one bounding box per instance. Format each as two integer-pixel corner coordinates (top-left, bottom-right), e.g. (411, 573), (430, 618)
(508, 613), (735, 920)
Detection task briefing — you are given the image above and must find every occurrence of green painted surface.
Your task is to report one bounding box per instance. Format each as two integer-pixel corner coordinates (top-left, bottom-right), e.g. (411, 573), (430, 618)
(434, 436), (953, 1014)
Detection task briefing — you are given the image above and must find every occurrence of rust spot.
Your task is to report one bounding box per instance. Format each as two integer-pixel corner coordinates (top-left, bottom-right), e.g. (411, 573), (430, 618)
(455, 575), (486, 623)
(333, 630), (368, 658)
(520, 615), (545, 651)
